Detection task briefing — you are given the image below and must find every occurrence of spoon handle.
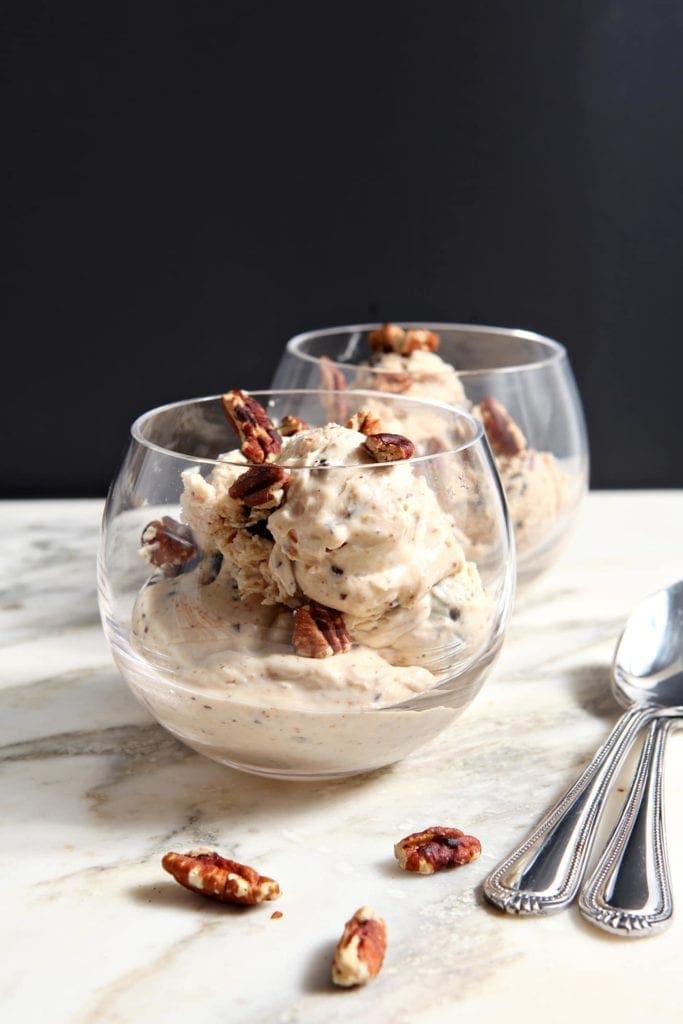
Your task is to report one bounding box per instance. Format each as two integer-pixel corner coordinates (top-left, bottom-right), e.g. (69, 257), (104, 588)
(484, 706), (652, 914)
(578, 717), (674, 935)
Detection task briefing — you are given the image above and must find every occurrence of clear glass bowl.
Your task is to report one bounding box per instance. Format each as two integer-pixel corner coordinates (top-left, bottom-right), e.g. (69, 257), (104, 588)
(98, 389), (514, 780)
(273, 324), (589, 586)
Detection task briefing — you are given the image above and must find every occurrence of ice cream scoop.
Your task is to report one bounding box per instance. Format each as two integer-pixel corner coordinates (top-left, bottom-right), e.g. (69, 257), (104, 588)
(268, 424), (464, 623)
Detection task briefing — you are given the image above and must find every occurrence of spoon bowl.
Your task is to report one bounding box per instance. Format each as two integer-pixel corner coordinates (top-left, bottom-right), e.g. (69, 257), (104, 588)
(613, 580), (683, 711)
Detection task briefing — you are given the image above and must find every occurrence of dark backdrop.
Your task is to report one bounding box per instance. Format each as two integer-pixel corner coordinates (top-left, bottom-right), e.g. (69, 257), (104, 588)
(3, 1), (683, 497)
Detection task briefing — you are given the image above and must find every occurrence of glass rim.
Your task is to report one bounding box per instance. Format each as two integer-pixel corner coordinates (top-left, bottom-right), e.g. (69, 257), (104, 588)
(286, 322), (567, 375)
(130, 388), (485, 469)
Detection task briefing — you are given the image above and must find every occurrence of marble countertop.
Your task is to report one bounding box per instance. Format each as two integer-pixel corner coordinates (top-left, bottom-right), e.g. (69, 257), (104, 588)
(3, 492), (683, 1024)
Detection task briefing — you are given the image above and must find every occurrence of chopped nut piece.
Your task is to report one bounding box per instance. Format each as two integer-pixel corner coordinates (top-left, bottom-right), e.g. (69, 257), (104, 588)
(368, 322), (406, 353)
(475, 396), (526, 456)
(279, 415), (311, 436)
(221, 389), (282, 464)
(292, 601), (352, 658)
(271, 910), (284, 920)
(332, 906), (387, 987)
(402, 328), (440, 354)
(394, 826), (482, 873)
(319, 356), (348, 393)
(228, 464), (290, 509)
(319, 357), (349, 422)
(346, 409), (383, 435)
(363, 433), (415, 462)
(368, 323), (440, 355)
(424, 436), (449, 455)
(140, 517), (199, 575)
(161, 849), (281, 905)
(198, 551), (224, 585)
(373, 371), (413, 393)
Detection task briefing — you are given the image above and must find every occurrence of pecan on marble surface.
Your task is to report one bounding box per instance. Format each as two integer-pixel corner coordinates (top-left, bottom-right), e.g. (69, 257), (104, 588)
(394, 826), (482, 873)
(161, 848), (281, 905)
(331, 906), (387, 987)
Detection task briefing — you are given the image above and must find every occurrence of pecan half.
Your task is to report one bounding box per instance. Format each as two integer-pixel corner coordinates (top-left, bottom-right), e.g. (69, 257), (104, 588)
(162, 848), (281, 905)
(347, 409), (383, 435)
(198, 551), (224, 585)
(373, 370), (413, 394)
(140, 517), (199, 575)
(368, 323), (440, 355)
(394, 826), (481, 873)
(364, 433), (415, 462)
(319, 355), (347, 392)
(402, 327), (440, 354)
(228, 464), (290, 509)
(221, 390), (282, 464)
(279, 414), (311, 436)
(424, 436), (448, 454)
(318, 356), (349, 422)
(292, 601), (352, 658)
(332, 906), (387, 987)
(368, 322), (406, 353)
(476, 396), (526, 456)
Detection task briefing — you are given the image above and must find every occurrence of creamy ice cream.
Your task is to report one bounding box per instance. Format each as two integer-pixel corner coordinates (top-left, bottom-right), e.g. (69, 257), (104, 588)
(268, 424), (463, 622)
(356, 349), (467, 406)
(493, 449), (568, 555)
(355, 324), (572, 560)
(129, 394), (498, 774)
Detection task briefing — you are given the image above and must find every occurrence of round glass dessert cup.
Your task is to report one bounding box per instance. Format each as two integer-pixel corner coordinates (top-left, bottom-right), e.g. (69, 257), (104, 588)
(98, 389), (514, 780)
(273, 324), (589, 586)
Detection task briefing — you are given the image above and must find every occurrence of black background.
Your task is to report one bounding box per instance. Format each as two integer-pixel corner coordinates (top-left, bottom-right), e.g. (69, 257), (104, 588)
(3, 1), (683, 497)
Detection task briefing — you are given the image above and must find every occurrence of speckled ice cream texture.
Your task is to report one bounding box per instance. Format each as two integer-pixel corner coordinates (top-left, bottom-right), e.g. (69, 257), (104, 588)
(356, 346), (572, 559)
(355, 349), (468, 405)
(129, 422), (496, 773)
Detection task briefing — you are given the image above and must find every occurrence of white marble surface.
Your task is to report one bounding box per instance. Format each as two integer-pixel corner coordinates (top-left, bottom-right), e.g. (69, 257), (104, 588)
(3, 493), (683, 1024)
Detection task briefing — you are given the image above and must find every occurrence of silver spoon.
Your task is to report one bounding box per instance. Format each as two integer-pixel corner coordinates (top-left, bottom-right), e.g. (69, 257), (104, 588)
(579, 580), (683, 935)
(484, 579), (683, 922)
